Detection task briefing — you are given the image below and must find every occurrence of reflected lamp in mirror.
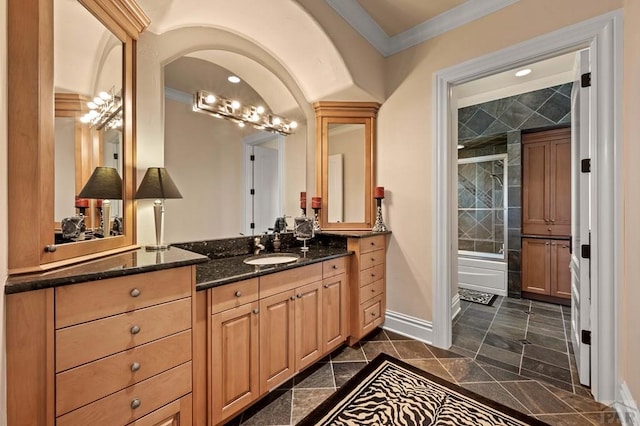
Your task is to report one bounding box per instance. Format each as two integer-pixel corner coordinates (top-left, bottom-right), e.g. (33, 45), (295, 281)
(136, 167), (183, 251)
(78, 167), (123, 238)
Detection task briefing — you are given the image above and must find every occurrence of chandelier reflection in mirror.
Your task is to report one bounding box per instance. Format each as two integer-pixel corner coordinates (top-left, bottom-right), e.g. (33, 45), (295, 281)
(79, 87), (123, 130)
(193, 90), (297, 136)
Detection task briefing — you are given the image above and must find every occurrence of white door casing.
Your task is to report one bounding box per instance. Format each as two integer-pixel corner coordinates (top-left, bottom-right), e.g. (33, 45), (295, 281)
(433, 11), (622, 403)
(570, 48), (592, 387)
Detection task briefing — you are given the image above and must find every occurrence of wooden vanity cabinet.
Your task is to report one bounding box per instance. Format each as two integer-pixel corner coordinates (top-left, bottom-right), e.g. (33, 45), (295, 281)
(6, 266), (197, 426)
(322, 258), (349, 354)
(347, 235), (387, 345)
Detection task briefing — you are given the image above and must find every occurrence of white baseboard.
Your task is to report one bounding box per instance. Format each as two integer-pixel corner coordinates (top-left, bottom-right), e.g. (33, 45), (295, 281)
(383, 310), (433, 345)
(452, 293), (461, 320)
(617, 382), (640, 426)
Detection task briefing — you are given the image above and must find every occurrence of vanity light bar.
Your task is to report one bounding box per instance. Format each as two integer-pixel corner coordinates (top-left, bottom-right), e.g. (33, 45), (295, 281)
(193, 90), (297, 136)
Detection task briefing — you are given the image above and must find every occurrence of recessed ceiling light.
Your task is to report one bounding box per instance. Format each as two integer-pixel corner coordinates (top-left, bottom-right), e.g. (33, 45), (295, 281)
(515, 68), (532, 77)
(228, 75), (241, 84)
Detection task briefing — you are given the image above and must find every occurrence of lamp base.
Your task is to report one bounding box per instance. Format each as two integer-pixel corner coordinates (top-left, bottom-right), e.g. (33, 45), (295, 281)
(145, 244), (170, 251)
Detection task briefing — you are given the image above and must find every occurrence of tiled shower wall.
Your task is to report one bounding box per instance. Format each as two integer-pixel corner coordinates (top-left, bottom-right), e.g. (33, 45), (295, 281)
(458, 83), (572, 297)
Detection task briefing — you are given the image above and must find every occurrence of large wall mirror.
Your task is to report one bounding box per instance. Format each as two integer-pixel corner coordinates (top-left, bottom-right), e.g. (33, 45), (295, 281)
(162, 54), (307, 243)
(7, 0), (149, 273)
(314, 102), (380, 231)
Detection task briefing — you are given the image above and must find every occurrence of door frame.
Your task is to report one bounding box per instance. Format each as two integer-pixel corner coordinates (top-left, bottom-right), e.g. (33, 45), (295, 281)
(432, 11), (622, 403)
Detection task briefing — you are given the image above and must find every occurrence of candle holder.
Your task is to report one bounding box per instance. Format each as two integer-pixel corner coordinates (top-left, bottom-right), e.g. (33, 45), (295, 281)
(300, 207), (307, 217)
(372, 197), (388, 232)
(312, 208), (321, 232)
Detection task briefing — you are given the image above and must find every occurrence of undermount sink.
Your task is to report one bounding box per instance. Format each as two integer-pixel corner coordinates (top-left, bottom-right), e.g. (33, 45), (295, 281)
(243, 253), (300, 266)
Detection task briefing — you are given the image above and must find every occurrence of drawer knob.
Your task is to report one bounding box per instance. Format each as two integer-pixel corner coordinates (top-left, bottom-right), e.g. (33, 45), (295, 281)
(131, 399), (141, 409)
(44, 245), (57, 253)
(324, 284), (329, 288)
(296, 294), (302, 298)
(130, 325), (141, 335)
(371, 312), (376, 316)
(371, 288), (376, 292)
(130, 288), (141, 298)
(253, 308), (259, 315)
(131, 362), (141, 372)
(332, 265), (338, 269)
(235, 291), (242, 297)
(371, 242), (375, 246)
(371, 258), (375, 262)
(290, 296), (296, 301)
(371, 273), (376, 277)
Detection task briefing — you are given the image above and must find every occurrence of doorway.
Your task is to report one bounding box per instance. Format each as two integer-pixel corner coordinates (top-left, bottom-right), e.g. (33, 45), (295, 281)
(432, 11), (622, 403)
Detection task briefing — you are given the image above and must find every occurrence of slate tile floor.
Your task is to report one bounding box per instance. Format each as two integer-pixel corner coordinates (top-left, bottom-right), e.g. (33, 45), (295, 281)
(225, 325), (622, 426)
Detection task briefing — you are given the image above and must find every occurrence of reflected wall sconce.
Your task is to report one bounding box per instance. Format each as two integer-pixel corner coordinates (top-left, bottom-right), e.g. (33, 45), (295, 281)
(79, 86), (122, 130)
(135, 167), (183, 251)
(193, 90), (298, 136)
(78, 166), (123, 237)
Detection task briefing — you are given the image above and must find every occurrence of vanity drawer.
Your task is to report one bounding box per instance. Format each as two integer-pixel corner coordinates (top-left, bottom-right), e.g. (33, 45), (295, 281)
(55, 267), (192, 329)
(210, 278), (259, 314)
(360, 249), (385, 270)
(360, 280), (384, 304)
(56, 330), (192, 416)
(361, 295), (383, 333)
(56, 298), (191, 372)
(56, 361), (192, 426)
(359, 235), (386, 254)
(322, 257), (347, 278)
(259, 263), (322, 298)
(359, 264), (385, 287)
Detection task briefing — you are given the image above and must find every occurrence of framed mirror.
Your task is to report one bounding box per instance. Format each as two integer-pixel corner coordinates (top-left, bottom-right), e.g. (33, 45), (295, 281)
(7, 0), (150, 273)
(314, 102), (380, 231)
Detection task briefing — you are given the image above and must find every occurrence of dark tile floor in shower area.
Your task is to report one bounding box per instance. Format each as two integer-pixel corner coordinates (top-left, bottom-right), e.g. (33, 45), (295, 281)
(451, 295), (588, 397)
(225, 327), (622, 426)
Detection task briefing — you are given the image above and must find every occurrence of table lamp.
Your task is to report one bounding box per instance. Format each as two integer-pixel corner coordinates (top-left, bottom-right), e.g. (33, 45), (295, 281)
(135, 167), (183, 250)
(78, 166), (123, 237)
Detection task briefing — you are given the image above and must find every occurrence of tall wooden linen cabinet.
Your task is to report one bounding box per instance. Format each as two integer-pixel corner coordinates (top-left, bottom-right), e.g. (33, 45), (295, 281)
(521, 127), (572, 302)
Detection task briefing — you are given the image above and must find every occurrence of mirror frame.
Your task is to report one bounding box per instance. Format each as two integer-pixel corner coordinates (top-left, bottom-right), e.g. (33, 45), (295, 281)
(7, 0), (150, 274)
(314, 101), (380, 231)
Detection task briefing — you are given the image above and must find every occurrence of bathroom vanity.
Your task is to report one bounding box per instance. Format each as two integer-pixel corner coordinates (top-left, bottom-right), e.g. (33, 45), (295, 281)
(5, 231), (389, 426)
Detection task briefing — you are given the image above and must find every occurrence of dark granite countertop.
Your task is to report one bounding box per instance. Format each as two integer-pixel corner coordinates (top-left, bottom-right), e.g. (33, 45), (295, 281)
(316, 230), (391, 238)
(195, 246), (351, 291)
(4, 247), (209, 294)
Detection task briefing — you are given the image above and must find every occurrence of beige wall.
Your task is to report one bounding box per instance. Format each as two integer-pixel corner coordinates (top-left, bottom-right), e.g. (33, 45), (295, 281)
(378, 0), (622, 322)
(622, 0), (640, 408)
(163, 99), (243, 242)
(0, 0), (7, 421)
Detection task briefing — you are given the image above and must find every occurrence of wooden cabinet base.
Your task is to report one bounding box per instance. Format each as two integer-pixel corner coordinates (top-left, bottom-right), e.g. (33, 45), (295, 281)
(522, 291), (571, 307)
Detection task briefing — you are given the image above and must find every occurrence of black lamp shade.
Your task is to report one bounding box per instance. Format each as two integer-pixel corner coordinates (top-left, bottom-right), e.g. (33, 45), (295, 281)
(78, 167), (123, 199)
(136, 167), (183, 200)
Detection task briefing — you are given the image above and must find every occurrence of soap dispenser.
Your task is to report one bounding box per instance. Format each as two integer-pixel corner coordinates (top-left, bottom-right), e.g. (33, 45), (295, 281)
(273, 232), (281, 252)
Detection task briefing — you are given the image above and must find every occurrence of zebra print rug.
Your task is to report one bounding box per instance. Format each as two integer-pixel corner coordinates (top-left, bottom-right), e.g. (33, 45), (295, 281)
(297, 353), (547, 426)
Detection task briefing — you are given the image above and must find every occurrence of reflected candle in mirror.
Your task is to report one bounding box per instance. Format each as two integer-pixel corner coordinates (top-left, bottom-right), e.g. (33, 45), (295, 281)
(75, 198), (89, 208)
(374, 186), (385, 199)
(312, 196), (321, 209)
(300, 191), (306, 208)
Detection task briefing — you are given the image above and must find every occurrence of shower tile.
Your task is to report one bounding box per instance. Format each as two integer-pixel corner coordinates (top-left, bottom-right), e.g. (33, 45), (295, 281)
(508, 186), (521, 208)
(498, 101), (535, 129)
(507, 232), (521, 250)
(458, 239), (474, 251)
(507, 143), (521, 166)
(466, 109), (496, 135)
(507, 250), (521, 272)
(516, 88), (555, 111)
(508, 271), (522, 297)
(507, 165), (521, 186)
(458, 105), (479, 125)
(521, 111), (555, 130)
(482, 97), (515, 119)
(484, 120), (512, 136)
(508, 208), (521, 228)
(536, 92), (572, 123)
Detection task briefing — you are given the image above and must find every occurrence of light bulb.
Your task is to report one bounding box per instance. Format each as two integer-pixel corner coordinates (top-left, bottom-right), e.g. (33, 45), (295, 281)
(250, 113), (259, 122)
(238, 122), (245, 128)
(99, 91), (111, 100)
(87, 102), (97, 110)
(272, 117), (281, 125)
(231, 100), (240, 109)
(80, 115), (91, 123)
(205, 94), (216, 104)
(256, 106), (265, 114)
(93, 97), (104, 106)
(290, 121), (298, 129)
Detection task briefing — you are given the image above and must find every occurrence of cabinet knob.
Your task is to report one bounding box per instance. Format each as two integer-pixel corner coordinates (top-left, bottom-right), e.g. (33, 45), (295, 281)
(235, 291), (242, 297)
(290, 296), (296, 301)
(332, 265), (338, 269)
(371, 273), (376, 277)
(130, 288), (141, 298)
(131, 362), (141, 372)
(252, 308), (259, 315)
(545, 242), (550, 246)
(296, 294), (302, 298)
(371, 258), (375, 262)
(44, 245), (57, 253)
(130, 399), (141, 409)
(371, 312), (376, 316)
(371, 242), (375, 246)
(130, 325), (141, 335)
(324, 284), (329, 288)
(562, 245), (569, 249)
(371, 288), (376, 292)
(547, 228), (552, 232)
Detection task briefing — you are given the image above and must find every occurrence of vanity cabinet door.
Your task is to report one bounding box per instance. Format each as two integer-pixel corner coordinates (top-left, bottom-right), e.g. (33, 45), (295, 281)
(259, 290), (296, 393)
(211, 302), (260, 424)
(294, 281), (323, 371)
(128, 394), (192, 426)
(322, 273), (348, 354)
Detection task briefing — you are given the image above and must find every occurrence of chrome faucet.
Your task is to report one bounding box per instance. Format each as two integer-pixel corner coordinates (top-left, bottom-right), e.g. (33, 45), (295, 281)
(253, 237), (265, 255)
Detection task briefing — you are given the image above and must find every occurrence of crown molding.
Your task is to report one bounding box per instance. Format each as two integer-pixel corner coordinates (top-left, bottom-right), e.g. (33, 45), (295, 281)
(326, 0), (519, 57)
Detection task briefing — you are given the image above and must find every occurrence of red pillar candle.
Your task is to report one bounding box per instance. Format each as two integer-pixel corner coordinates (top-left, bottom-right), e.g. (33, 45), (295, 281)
(312, 196), (321, 209)
(75, 197), (89, 208)
(300, 191), (307, 208)
(374, 186), (385, 199)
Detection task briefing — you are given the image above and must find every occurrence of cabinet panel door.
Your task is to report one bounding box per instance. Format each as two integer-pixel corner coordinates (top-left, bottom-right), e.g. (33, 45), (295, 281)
(550, 139), (572, 236)
(551, 241), (572, 299)
(322, 274), (348, 354)
(522, 141), (551, 235)
(295, 281), (323, 371)
(259, 291), (295, 393)
(522, 238), (550, 295)
(128, 394), (192, 426)
(211, 302), (259, 423)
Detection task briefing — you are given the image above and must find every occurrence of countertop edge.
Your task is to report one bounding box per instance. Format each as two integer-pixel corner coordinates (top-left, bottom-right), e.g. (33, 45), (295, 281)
(195, 251), (352, 291)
